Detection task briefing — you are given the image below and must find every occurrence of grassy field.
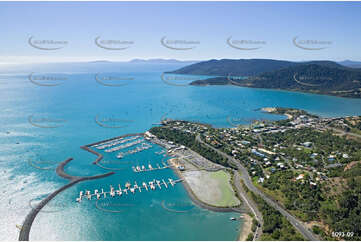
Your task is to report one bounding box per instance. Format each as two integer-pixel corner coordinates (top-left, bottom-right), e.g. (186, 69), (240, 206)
(210, 170), (240, 207)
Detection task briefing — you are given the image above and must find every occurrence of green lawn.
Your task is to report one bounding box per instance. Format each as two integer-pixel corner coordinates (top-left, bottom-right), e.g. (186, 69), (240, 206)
(210, 170), (240, 207)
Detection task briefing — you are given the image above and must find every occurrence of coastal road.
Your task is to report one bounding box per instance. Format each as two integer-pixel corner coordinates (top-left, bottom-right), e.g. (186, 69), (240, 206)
(196, 134), (318, 241)
(232, 170), (263, 240)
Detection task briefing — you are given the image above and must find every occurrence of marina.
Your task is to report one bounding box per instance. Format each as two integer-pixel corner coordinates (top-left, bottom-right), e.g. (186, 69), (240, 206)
(75, 178), (183, 203)
(132, 162), (172, 173)
(94, 136), (141, 150)
(116, 142), (152, 159)
(104, 138), (144, 153)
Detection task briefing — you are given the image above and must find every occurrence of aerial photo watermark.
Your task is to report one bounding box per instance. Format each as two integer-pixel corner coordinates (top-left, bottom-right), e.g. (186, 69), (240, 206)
(95, 73), (134, 87)
(161, 36), (200, 50)
(227, 36), (266, 50)
(28, 72), (67, 87)
(28, 36), (68, 50)
(160, 200), (195, 213)
(94, 115), (134, 128)
(226, 116), (270, 128)
(227, 73), (268, 84)
(27, 159), (60, 171)
(95, 200), (135, 213)
(293, 36), (332, 50)
(160, 73), (199, 86)
(28, 194), (68, 213)
(94, 36), (134, 50)
(293, 73), (332, 87)
(28, 115), (67, 128)
(8, 194), (67, 214)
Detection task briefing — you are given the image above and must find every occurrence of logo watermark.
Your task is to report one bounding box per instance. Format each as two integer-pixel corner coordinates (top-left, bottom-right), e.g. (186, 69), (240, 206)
(161, 200), (195, 213)
(293, 198), (318, 214)
(28, 115), (67, 128)
(29, 72), (67, 86)
(227, 73), (268, 84)
(94, 36), (134, 50)
(161, 73), (199, 86)
(28, 160), (59, 170)
(100, 160), (132, 165)
(293, 36), (332, 50)
(28, 36), (68, 50)
(8, 194), (67, 213)
(161, 36), (200, 50)
(226, 116), (270, 127)
(95, 200), (135, 213)
(227, 36), (266, 50)
(293, 73), (331, 87)
(28, 195), (67, 213)
(95, 73), (133, 87)
(95, 115), (134, 128)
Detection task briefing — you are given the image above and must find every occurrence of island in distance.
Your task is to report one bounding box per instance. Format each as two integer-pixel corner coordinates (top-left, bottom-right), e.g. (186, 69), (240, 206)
(166, 59), (361, 98)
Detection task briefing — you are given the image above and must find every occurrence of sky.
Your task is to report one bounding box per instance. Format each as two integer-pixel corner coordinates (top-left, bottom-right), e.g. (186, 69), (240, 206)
(0, 1), (360, 64)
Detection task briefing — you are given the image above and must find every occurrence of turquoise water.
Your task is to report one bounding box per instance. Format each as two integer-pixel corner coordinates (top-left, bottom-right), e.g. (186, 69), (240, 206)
(1, 67), (361, 240)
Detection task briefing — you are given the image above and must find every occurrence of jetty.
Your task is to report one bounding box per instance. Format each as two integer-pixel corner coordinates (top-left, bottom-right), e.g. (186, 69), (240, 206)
(104, 138), (144, 153)
(81, 133), (144, 165)
(132, 162), (172, 173)
(75, 178), (183, 203)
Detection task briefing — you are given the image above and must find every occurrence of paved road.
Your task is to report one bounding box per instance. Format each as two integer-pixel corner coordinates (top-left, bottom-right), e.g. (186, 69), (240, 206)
(327, 126), (361, 139)
(232, 170), (263, 240)
(196, 134), (318, 241)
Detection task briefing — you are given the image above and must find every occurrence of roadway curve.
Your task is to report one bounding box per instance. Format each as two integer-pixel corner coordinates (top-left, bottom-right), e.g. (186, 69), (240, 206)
(196, 134), (318, 241)
(19, 158), (114, 241)
(326, 126), (361, 139)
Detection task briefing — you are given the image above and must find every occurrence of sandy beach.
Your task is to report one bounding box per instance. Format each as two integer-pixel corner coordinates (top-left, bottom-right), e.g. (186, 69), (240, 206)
(238, 213), (252, 241)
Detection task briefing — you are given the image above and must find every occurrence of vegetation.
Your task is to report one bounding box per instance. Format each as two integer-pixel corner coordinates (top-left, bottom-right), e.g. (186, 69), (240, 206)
(248, 190), (305, 240)
(209, 171), (240, 207)
(151, 115), (361, 240)
(171, 59), (361, 98)
(261, 128), (361, 165)
(149, 126), (230, 167)
(246, 233), (253, 241)
(262, 170), (324, 221)
(319, 164), (361, 240)
(168, 58), (298, 76)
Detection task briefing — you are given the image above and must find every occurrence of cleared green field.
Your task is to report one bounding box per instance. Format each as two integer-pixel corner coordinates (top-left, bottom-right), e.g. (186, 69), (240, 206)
(210, 170), (240, 207)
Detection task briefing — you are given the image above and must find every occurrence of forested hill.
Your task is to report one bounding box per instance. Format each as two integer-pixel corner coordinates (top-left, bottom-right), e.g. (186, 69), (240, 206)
(167, 59), (351, 77)
(167, 59), (296, 76)
(169, 59), (361, 98)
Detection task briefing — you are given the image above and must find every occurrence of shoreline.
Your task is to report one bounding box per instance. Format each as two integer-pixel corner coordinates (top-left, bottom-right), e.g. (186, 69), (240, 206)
(170, 164), (250, 241)
(238, 213), (252, 241)
(169, 161), (242, 213)
(148, 135), (248, 240)
(189, 80), (361, 100)
(261, 107), (293, 120)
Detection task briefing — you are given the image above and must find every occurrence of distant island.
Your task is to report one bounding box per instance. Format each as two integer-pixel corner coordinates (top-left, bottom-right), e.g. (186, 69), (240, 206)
(166, 59), (361, 98)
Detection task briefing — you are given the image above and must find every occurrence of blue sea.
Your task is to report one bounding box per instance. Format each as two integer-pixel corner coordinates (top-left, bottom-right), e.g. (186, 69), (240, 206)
(2, 63), (361, 240)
